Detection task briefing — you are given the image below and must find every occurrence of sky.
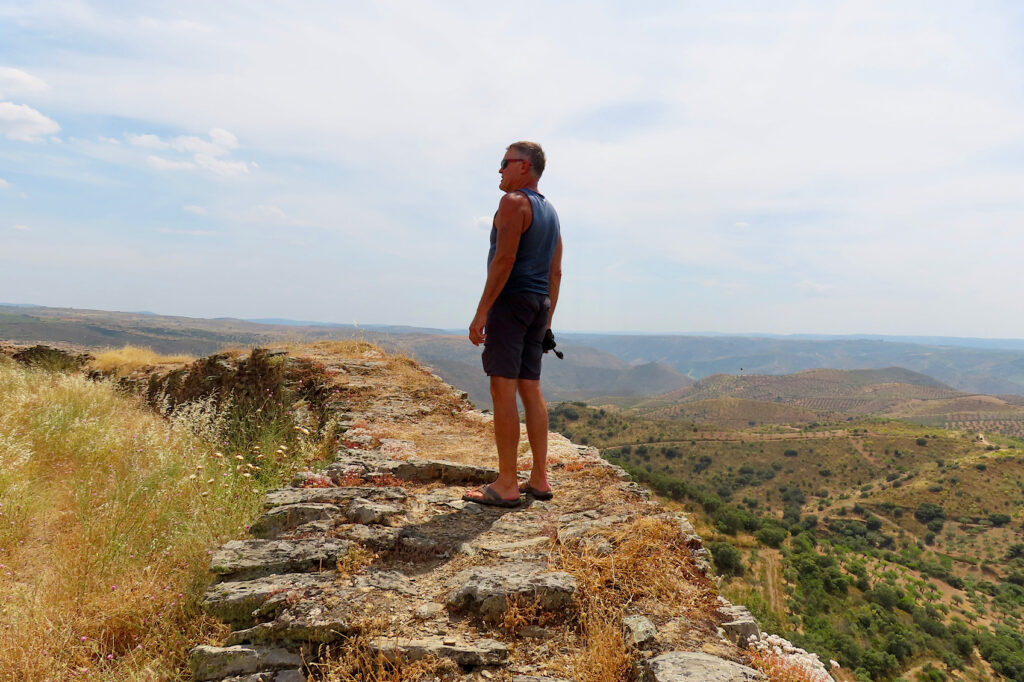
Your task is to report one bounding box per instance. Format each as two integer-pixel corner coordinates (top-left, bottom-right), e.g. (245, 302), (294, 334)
(3, 1), (1024, 337)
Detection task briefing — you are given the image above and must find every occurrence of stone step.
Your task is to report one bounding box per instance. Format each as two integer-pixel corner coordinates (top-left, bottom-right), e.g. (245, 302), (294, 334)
(218, 671), (304, 682)
(224, 599), (358, 646)
(250, 503), (344, 539)
(368, 636), (509, 667)
(202, 572), (338, 628)
(264, 486), (406, 509)
(210, 539), (352, 581)
(328, 449), (498, 485)
(643, 651), (765, 681)
(188, 644), (304, 681)
(446, 562), (577, 621)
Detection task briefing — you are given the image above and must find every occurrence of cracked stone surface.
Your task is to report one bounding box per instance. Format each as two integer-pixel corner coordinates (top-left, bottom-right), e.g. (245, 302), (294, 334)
(447, 562), (577, 620)
(189, 645), (304, 681)
(202, 572), (338, 627)
(210, 539), (352, 581)
(250, 503), (344, 539)
(224, 600), (358, 645)
(718, 604), (761, 646)
(623, 614), (658, 647)
(368, 636), (509, 666)
(263, 486), (406, 509)
(643, 652), (766, 681)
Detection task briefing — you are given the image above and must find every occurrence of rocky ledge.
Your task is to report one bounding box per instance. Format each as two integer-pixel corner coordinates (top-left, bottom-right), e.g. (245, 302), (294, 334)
(176, 348), (766, 681)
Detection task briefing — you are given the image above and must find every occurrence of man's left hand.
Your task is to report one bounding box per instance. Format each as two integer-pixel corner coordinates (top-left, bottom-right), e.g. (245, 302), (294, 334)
(469, 312), (487, 346)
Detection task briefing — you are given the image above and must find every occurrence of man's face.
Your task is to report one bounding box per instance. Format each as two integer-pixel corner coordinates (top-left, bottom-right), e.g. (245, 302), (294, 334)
(498, 151), (530, 192)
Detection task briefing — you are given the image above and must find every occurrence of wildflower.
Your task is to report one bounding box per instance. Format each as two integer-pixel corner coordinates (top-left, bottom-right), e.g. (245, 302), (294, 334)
(234, 454), (244, 461)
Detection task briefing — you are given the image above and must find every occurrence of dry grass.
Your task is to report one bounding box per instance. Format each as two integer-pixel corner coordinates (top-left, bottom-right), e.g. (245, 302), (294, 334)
(88, 345), (195, 376)
(0, 362), (270, 680)
(313, 621), (460, 682)
(552, 515), (718, 682)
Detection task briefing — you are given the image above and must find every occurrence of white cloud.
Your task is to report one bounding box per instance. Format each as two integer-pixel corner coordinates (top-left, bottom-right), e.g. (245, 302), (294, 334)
(130, 128), (247, 175)
(194, 153), (248, 176)
(0, 178), (10, 189)
(0, 67), (48, 98)
(0, 101), (60, 142)
(13, 225), (30, 231)
(97, 136), (120, 145)
(183, 204), (207, 214)
(147, 155), (195, 171)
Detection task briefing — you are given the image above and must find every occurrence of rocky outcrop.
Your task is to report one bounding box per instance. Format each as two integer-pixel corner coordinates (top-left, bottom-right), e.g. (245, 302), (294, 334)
(177, 349), (771, 681)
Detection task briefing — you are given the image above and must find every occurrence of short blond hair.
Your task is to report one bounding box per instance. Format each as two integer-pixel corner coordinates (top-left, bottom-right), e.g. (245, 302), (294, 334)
(507, 141), (545, 178)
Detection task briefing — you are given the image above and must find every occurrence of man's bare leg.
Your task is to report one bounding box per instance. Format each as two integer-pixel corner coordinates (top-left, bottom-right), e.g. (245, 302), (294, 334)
(517, 378), (550, 493)
(464, 375), (521, 502)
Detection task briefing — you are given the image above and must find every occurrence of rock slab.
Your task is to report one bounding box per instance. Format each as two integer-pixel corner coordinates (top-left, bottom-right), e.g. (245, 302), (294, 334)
(189, 644), (304, 681)
(447, 562), (577, 620)
(643, 652), (766, 681)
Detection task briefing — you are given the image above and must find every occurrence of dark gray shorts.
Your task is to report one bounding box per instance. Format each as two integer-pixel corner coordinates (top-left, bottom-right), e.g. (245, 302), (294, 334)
(482, 292), (551, 380)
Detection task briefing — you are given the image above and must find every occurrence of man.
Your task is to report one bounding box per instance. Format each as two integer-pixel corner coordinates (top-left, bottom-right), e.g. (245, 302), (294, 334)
(465, 141), (563, 508)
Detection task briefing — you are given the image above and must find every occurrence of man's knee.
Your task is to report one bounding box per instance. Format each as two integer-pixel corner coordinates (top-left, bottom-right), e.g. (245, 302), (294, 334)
(517, 379), (544, 404)
(490, 376), (518, 401)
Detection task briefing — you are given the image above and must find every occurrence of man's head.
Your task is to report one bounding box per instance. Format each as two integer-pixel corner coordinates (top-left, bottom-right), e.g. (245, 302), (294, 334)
(499, 141), (545, 192)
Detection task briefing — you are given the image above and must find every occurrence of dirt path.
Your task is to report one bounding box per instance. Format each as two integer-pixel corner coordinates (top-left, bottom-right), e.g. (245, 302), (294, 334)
(762, 549), (786, 621)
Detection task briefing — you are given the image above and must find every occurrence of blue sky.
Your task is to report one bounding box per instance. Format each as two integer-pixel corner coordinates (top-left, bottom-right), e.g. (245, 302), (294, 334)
(3, 1), (1024, 336)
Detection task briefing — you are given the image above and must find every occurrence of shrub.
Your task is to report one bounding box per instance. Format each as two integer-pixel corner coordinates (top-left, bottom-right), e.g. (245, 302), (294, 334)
(784, 449), (799, 457)
(756, 526), (789, 548)
(709, 542), (744, 577)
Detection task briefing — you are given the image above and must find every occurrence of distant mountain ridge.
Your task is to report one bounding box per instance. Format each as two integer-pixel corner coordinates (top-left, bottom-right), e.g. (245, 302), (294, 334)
(6, 303), (1024, 401)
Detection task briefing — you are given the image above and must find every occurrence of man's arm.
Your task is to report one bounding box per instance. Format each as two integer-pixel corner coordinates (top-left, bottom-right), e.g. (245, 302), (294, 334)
(469, 192), (531, 345)
(546, 235), (563, 328)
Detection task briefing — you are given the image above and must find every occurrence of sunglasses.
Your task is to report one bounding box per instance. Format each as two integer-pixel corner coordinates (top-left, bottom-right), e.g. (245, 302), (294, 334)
(500, 158), (529, 170)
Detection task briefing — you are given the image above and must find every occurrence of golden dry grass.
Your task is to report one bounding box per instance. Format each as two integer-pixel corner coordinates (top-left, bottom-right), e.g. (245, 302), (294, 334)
(0, 362), (266, 680)
(89, 345), (195, 376)
(552, 515), (719, 682)
(313, 620), (459, 682)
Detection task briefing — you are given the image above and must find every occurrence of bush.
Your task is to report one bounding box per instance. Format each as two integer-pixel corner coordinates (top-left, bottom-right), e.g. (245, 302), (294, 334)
(784, 449), (799, 457)
(709, 542), (745, 577)
(914, 502), (945, 524)
(756, 526), (789, 548)
(916, 438), (928, 446)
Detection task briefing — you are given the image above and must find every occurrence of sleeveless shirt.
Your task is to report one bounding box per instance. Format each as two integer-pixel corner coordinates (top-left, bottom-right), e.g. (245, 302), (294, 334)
(487, 188), (560, 296)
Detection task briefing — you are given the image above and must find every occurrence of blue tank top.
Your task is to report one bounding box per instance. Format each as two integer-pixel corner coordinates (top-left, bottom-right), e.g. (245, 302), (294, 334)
(487, 188), (560, 296)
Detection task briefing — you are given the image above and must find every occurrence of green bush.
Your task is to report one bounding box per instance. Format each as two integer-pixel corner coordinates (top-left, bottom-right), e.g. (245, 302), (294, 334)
(709, 542), (744, 577)
(756, 526), (789, 548)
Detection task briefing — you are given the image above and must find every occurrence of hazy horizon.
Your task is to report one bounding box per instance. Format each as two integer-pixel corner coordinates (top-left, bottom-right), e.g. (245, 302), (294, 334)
(8, 301), (1024, 348)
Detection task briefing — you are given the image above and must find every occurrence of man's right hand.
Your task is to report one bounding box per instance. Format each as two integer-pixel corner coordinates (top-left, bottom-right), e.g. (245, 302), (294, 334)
(469, 311), (487, 346)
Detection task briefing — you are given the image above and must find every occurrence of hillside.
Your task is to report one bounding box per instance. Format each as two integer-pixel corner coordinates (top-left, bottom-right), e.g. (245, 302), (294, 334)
(0, 306), (693, 408)
(550, 403), (1024, 681)
(565, 333), (1024, 396)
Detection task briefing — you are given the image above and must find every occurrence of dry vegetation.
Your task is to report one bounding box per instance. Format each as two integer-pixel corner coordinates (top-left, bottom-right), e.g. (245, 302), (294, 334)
(0, 345), (353, 680)
(89, 345), (196, 376)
